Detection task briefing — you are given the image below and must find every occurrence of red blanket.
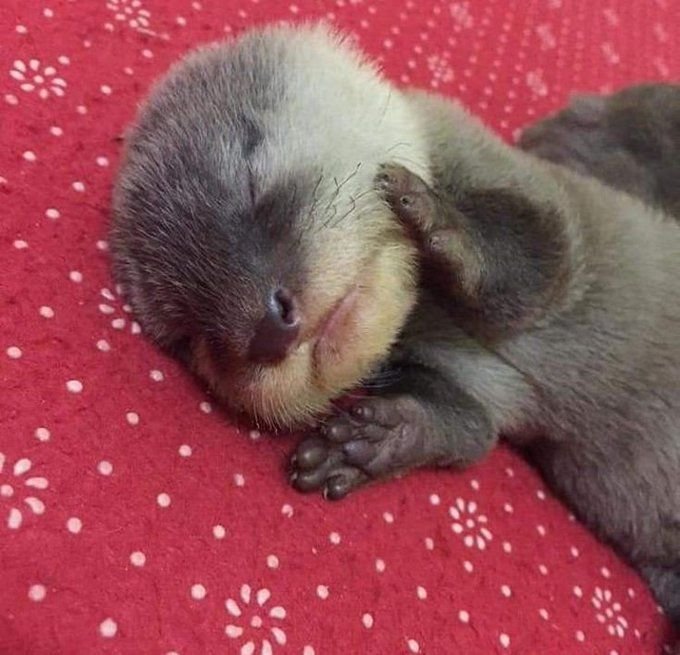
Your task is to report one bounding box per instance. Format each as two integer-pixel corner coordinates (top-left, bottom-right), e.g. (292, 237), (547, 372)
(1, 1), (678, 653)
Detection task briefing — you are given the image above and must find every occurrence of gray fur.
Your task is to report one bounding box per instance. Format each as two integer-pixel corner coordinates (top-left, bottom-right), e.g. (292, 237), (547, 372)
(519, 84), (680, 219)
(380, 85), (680, 627)
(109, 25), (680, 629)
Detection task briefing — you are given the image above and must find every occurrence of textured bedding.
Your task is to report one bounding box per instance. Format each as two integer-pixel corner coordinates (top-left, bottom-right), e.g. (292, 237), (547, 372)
(1, 1), (678, 653)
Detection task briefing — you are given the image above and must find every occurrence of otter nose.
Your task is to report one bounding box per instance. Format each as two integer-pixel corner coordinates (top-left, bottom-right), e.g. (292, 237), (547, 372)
(248, 288), (301, 364)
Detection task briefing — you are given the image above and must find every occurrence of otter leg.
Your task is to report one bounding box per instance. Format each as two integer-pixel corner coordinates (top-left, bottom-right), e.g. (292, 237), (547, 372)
(376, 164), (483, 298)
(290, 363), (497, 500)
(377, 163), (570, 338)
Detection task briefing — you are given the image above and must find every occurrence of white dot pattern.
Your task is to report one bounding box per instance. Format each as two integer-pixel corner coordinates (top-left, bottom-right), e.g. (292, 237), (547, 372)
(190, 584), (206, 600)
(99, 618), (117, 638)
(156, 493), (171, 508)
(28, 584), (46, 602)
(66, 517), (82, 534)
(130, 551), (146, 567)
(213, 525), (226, 539)
(316, 585), (329, 600)
(0, 2), (674, 653)
(97, 460), (113, 476)
(6, 346), (23, 359)
(66, 380), (83, 393)
(34, 427), (51, 442)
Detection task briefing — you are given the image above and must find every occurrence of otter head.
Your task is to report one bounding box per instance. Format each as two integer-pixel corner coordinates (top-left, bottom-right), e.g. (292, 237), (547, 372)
(110, 23), (431, 428)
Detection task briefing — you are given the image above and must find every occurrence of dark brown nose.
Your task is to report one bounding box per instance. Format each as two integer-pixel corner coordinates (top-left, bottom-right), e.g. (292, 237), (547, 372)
(248, 288), (301, 364)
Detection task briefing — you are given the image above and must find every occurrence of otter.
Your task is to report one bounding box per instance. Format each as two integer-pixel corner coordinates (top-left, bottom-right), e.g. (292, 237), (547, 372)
(110, 24), (680, 630)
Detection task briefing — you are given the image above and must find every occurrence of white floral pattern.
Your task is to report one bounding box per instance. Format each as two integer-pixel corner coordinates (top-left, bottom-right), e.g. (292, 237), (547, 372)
(0, 453), (49, 529)
(225, 584), (287, 655)
(526, 69), (549, 97)
(449, 498), (493, 550)
(9, 59), (67, 99)
(99, 286), (141, 335)
(603, 8), (621, 27)
(601, 42), (621, 65)
(653, 23), (669, 44)
(106, 0), (154, 34)
(449, 2), (474, 29)
(653, 57), (670, 78)
(535, 24), (557, 50)
(592, 587), (629, 638)
(1, 1), (675, 652)
(427, 53), (454, 86)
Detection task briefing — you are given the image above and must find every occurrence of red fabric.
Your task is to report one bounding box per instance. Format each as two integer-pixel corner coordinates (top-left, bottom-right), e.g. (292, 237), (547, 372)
(1, 1), (678, 654)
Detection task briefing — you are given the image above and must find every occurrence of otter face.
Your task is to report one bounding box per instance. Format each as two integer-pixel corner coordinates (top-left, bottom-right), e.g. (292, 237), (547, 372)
(110, 24), (431, 428)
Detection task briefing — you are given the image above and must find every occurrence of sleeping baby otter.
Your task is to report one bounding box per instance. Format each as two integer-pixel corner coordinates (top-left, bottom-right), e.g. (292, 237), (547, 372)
(110, 24), (680, 627)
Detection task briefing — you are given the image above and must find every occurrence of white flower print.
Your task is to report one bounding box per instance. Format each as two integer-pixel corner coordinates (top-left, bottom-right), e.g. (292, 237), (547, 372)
(602, 8), (620, 27)
(653, 23), (669, 44)
(427, 53), (454, 87)
(449, 498), (493, 550)
(9, 59), (67, 99)
(535, 24), (557, 50)
(106, 0), (155, 35)
(99, 286), (142, 336)
(591, 586), (628, 638)
(225, 584), (287, 655)
(526, 69), (549, 97)
(601, 42), (621, 65)
(653, 57), (670, 78)
(449, 2), (474, 29)
(0, 452), (49, 530)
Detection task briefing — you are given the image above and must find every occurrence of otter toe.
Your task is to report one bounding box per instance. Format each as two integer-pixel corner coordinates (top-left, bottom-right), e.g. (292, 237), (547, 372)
(294, 437), (329, 470)
(290, 395), (431, 499)
(376, 163), (436, 233)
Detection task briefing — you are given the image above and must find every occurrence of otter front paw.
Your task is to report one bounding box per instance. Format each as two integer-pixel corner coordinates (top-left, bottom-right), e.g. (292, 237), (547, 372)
(290, 395), (434, 500)
(376, 163), (439, 234)
(376, 163), (481, 297)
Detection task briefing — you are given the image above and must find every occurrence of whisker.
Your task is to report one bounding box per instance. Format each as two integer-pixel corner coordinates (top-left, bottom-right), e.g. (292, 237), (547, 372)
(377, 88), (393, 126)
(330, 188), (382, 228)
(321, 203), (339, 229)
(331, 194), (357, 228)
(304, 172), (325, 232)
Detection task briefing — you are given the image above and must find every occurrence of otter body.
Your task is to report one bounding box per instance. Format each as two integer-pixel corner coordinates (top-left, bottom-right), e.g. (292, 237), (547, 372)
(373, 87), (680, 625)
(110, 25), (680, 627)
